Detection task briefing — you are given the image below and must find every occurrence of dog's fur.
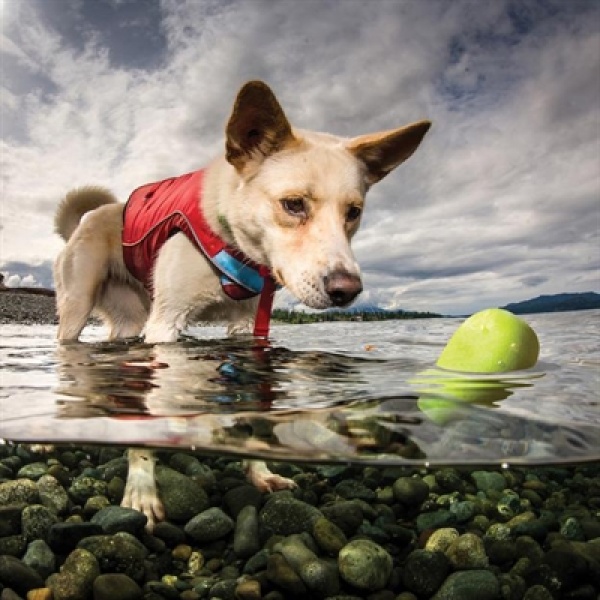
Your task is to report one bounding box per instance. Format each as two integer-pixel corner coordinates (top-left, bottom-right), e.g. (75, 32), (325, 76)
(54, 80), (430, 529)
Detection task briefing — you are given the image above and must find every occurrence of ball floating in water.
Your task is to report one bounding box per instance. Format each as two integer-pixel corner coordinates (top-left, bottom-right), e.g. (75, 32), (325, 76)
(414, 308), (540, 424)
(436, 308), (539, 373)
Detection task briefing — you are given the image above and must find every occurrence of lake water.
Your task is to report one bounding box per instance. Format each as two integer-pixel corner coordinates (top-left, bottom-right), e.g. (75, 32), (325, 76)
(1, 310), (599, 467)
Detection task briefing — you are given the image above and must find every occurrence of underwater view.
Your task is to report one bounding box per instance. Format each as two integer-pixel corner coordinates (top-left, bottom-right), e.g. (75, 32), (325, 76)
(0, 311), (599, 599)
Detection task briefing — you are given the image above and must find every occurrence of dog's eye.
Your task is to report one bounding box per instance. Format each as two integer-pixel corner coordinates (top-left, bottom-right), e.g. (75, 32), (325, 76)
(346, 206), (362, 222)
(281, 197), (306, 217)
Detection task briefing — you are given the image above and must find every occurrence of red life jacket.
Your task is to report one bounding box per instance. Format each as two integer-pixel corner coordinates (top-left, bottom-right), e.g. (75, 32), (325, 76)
(122, 169), (276, 338)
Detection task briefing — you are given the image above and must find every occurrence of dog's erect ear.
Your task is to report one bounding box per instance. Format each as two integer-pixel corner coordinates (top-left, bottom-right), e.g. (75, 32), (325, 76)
(226, 81), (296, 172)
(347, 120), (431, 186)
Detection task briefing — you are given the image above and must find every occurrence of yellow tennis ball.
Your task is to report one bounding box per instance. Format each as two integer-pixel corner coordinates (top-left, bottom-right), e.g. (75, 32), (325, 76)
(436, 308), (539, 373)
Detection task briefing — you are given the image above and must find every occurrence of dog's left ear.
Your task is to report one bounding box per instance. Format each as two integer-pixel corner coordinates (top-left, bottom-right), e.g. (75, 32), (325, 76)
(347, 120), (431, 186)
(226, 81), (296, 173)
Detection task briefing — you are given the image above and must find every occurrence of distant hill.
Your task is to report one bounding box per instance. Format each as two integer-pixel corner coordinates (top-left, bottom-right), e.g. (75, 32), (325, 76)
(502, 292), (600, 315)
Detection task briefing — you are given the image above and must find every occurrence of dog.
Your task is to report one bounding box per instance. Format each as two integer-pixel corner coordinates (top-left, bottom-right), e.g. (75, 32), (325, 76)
(53, 80), (430, 529)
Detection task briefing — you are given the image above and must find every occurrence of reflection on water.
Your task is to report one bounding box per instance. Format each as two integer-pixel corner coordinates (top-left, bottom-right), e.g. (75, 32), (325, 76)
(1, 311), (599, 466)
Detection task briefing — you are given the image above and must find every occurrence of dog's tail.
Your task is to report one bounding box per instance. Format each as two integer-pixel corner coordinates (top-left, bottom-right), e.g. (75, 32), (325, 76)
(55, 187), (118, 241)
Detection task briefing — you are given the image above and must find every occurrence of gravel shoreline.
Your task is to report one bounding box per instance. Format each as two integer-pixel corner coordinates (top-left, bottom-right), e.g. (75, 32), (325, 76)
(0, 292), (58, 325)
(0, 445), (598, 600)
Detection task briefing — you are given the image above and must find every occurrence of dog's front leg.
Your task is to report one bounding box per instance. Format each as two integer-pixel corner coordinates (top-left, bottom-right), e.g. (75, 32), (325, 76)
(243, 459), (297, 492)
(122, 448), (164, 531)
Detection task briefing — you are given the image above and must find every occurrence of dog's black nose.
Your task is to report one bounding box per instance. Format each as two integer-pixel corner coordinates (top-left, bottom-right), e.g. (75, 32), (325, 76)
(324, 271), (363, 306)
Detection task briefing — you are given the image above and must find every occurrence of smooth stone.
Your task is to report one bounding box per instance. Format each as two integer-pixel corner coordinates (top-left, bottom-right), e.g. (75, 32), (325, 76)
(22, 505), (59, 542)
(259, 495), (322, 537)
(16, 463), (47, 481)
(151, 521), (186, 547)
(312, 516), (347, 555)
(320, 500), (363, 536)
(234, 579), (262, 600)
(335, 479), (377, 501)
(92, 573), (143, 600)
(67, 477), (108, 504)
(416, 509), (457, 532)
(0, 535), (27, 557)
(47, 549), (100, 600)
(0, 506), (22, 536)
(471, 471), (506, 494)
(233, 505), (260, 558)
(223, 485), (263, 519)
(184, 507), (234, 543)
(77, 533), (147, 582)
(401, 549), (450, 596)
(338, 539), (393, 591)
(0, 555), (45, 596)
(392, 477), (430, 506)
(155, 466), (209, 522)
(47, 522), (104, 554)
(0, 479), (39, 505)
(450, 500), (476, 523)
(298, 558), (340, 597)
(274, 534), (317, 574)
(424, 528), (460, 553)
(266, 552), (307, 595)
(432, 570), (500, 600)
(445, 533), (489, 569)
(243, 549), (270, 575)
(90, 505), (148, 534)
(208, 579), (237, 600)
(36, 475), (69, 515)
(22, 539), (56, 580)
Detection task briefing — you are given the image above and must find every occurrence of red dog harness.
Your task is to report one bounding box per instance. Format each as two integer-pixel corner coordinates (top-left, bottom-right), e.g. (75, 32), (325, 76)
(122, 170), (276, 338)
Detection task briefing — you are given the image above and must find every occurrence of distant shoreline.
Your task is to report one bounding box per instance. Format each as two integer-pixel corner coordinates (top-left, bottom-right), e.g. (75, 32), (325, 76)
(0, 289), (58, 325)
(0, 287), (598, 325)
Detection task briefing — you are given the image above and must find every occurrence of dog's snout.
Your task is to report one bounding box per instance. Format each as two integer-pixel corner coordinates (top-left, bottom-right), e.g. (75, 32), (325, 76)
(324, 271), (362, 306)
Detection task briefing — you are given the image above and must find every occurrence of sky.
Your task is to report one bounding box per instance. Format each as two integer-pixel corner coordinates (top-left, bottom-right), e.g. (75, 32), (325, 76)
(1, 0), (598, 315)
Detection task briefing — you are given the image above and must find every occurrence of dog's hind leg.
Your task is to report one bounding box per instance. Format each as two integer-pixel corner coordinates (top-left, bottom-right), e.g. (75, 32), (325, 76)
(97, 282), (150, 340)
(122, 448), (164, 531)
(55, 252), (103, 341)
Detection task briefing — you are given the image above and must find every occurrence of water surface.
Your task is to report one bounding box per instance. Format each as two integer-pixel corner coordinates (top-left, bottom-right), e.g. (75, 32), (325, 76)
(1, 310), (598, 466)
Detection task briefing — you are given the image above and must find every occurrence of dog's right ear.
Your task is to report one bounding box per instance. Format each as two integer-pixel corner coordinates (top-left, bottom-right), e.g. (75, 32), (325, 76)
(225, 81), (296, 173)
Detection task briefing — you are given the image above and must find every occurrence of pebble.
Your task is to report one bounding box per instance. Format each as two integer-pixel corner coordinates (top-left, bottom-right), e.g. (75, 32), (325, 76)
(393, 476), (430, 506)
(0, 443), (597, 599)
(36, 475), (69, 515)
(259, 495), (322, 537)
(92, 573), (143, 600)
(90, 505), (148, 534)
(445, 532), (489, 569)
(233, 505), (260, 557)
(184, 507), (234, 543)
(0, 555), (45, 596)
(471, 471), (506, 493)
(22, 505), (59, 542)
(402, 549), (450, 596)
(338, 539), (393, 591)
(22, 540), (56, 580)
(155, 466), (209, 522)
(432, 569), (500, 600)
(77, 533), (147, 582)
(47, 548), (100, 600)
(0, 479), (39, 505)
(312, 516), (347, 555)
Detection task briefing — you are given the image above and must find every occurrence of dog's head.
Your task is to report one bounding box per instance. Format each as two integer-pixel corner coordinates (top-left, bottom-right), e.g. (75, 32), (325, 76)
(223, 80), (430, 309)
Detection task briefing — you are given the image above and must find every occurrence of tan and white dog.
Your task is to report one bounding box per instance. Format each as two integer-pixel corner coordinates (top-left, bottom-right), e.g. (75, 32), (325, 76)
(54, 80), (430, 529)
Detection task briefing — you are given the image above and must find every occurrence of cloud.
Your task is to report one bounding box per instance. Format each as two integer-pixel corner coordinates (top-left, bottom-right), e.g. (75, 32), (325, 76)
(0, 0), (598, 314)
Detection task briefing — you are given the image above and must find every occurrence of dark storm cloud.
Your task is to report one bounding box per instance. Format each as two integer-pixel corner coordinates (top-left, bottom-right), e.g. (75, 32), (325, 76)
(1, 0), (598, 314)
